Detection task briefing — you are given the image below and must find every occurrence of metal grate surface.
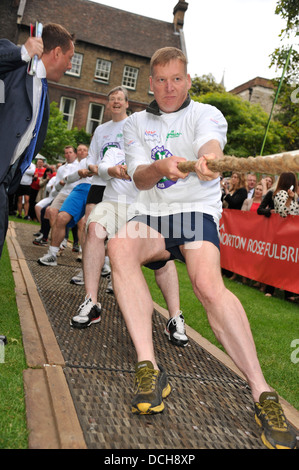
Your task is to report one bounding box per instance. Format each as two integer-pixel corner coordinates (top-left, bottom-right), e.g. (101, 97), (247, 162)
(15, 223), (267, 449)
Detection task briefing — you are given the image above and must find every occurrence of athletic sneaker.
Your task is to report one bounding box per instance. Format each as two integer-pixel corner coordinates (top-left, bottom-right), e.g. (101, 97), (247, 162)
(70, 295), (101, 329)
(33, 237), (48, 246)
(38, 253), (57, 266)
(164, 311), (189, 347)
(70, 269), (84, 285)
(101, 264), (111, 277)
(255, 391), (297, 449)
(72, 242), (80, 252)
(60, 238), (68, 250)
(132, 361), (171, 415)
(105, 275), (113, 294)
(33, 231), (42, 237)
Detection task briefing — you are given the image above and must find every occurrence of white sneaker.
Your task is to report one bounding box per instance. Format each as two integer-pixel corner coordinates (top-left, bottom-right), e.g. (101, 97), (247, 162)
(105, 275), (113, 294)
(101, 264), (111, 277)
(60, 238), (68, 250)
(38, 252), (57, 266)
(164, 311), (189, 347)
(70, 295), (101, 329)
(70, 269), (84, 285)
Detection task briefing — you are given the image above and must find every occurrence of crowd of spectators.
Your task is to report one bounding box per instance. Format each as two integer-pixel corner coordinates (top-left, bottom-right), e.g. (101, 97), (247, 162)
(9, 157), (57, 221)
(221, 170), (299, 301)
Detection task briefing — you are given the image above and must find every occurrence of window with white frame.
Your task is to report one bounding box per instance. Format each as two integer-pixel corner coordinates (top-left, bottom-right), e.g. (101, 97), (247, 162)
(94, 58), (112, 83)
(60, 97), (76, 129)
(122, 66), (138, 90)
(86, 103), (104, 134)
(65, 52), (83, 77)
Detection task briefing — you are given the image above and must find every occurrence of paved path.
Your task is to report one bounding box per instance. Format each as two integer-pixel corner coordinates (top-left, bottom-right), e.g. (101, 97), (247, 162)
(6, 222), (299, 450)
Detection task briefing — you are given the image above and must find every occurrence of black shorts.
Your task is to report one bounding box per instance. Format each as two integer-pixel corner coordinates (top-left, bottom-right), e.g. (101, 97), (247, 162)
(130, 212), (219, 270)
(16, 184), (31, 197)
(86, 185), (106, 205)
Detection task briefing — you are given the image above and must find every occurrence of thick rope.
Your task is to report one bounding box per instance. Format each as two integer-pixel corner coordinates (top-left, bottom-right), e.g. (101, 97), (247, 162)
(177, 153), (299, 175)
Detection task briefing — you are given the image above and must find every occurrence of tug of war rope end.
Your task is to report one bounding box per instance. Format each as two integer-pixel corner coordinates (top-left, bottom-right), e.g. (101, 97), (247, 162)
(177, 153), (299, 175)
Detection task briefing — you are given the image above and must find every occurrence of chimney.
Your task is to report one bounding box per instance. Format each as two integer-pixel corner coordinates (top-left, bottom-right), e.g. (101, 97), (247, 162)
(173, 0), (188, 31)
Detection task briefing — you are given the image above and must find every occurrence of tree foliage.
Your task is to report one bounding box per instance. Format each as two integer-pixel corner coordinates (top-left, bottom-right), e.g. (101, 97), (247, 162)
(190, 73), (225, 96)
(270, 0), (299, 82)
(193, 92), (289, 157)
(272, 80), (299, 149)
(268, 1), (299, 150)
(40, 102), (91, 163)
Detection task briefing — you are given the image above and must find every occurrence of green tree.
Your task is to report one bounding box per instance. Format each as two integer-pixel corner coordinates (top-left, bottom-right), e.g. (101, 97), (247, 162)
(190, 73), (225, 97)
(270, 0), (299, 82)
(193, 92), (288, 157)
(273, 80), (299, 149)
(72, 127), (91, 147)
(40, 102), (91, 163)
(268, 1), (299, 152)
(40, 102), (76, 162)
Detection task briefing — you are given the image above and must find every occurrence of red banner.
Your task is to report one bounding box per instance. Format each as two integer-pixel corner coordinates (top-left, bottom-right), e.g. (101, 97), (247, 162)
(219, 209), (299, 294)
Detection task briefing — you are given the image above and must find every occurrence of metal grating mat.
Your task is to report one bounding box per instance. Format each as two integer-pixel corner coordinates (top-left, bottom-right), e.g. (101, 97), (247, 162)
(15, 223), (267, 449)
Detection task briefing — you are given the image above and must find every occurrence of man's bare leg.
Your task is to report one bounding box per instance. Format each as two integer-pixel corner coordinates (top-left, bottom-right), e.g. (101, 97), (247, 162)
(80, 203), (95, 253)
(83, 221), (106, 304)
(181, 240), (269, 402)
(50, 211), (72, 248)
(154, 261), (180, 317)
(108, 221), (170, 368)
(45, 205), (59, 228)
(154, 261), (189, 346)
(70, 219), (104, 329)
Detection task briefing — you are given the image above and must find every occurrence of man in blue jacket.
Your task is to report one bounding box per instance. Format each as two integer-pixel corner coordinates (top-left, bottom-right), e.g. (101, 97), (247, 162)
(0, 23), (74, 258)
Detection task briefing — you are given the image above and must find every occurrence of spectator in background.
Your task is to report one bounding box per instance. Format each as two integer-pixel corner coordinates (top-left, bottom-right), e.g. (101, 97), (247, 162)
(241, 182), (263, 212)
(273, 172), (299, 218)
(246, 173), (257, 199)
(222, 172), (247, 209)
(16, 161), (36, 219)
(257, 180), (277, 218)
(35, 167), (54, 204)
(261, 175), (274, 197)
(28, 158), (46, 220)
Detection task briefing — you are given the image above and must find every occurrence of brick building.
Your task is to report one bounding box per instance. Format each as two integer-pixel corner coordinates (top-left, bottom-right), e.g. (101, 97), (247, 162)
(229, 77), (275, 114)
(0, 0), (189, 133)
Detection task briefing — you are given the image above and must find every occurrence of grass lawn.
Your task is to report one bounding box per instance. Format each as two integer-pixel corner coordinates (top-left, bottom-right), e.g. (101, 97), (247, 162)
(0, 216), (298, 448)
(0, 243), (28, 449)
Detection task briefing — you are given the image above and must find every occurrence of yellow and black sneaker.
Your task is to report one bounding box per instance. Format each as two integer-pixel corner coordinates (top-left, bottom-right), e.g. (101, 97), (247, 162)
(132, 361), (171, 415)
(255, 391), (297, 449)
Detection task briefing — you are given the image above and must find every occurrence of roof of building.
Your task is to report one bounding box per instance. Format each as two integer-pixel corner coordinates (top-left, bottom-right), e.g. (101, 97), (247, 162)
(19, 0), (183, 58)
(229, 77), (275, 94)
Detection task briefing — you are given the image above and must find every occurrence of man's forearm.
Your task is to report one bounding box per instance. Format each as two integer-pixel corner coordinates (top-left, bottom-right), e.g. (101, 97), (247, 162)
(198, 139), (223, 159)
(133, 162), (163, 190)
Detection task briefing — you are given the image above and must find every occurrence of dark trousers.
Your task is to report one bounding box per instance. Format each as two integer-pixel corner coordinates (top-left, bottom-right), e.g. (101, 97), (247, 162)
(0, 159), (23, 258)
(0, 183), (9, 259)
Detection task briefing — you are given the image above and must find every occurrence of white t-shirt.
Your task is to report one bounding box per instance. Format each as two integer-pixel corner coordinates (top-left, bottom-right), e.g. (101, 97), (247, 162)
(20, 162), (36, 186)
(63, 158), (93, 186)
(98, 147), (138, 204)
(87, 118), (127, 187)
(54, 159), (80, 195)
(125, 100), (227, 223)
